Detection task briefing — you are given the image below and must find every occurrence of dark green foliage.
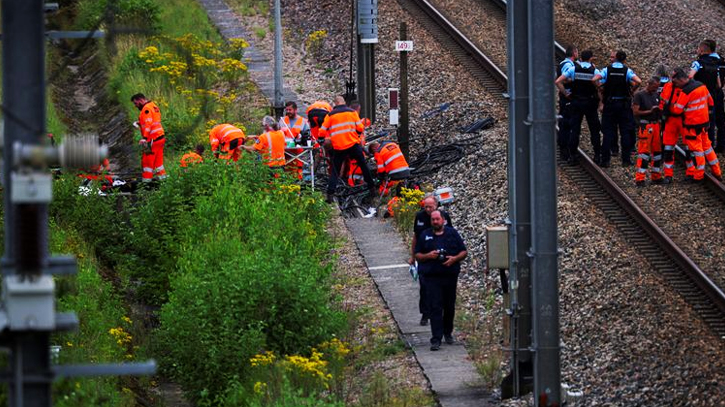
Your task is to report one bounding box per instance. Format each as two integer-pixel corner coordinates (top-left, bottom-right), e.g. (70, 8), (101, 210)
(73, 0), (161, 33)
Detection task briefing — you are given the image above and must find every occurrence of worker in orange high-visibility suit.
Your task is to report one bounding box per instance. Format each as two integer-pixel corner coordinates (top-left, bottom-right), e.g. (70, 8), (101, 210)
(132, 93), (167, 182)
(319, 96), (376, 202)
(242, 116), (286, 170)
(368, 140), (410, 195)
(347, 158), (366, 186)
(306, 100), (332, 143)
(280, 101), (310, 179)
(209, 123), (245, 161)
(180, 144), (205, 168)
(632, 77), (663, 185)
(659, 76), (691, 183)
(670, 68), (722, 182)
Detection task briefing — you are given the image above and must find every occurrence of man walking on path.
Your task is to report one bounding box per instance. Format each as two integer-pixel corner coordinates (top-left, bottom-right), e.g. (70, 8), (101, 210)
(415, 210), (467, 351)
(409, 196), (453, 327)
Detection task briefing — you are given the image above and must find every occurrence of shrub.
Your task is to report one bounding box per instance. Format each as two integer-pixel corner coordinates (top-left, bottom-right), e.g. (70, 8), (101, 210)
(74, 0), (161, 33)
(151, 161), (345, 402)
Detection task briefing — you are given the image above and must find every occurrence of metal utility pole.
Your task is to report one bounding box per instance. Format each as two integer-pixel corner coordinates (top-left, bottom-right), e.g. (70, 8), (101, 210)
(398, 22), (410, 160)
(503, 0), (533, 399)
(1, 1), (51, 402)
(273, 0), (284, 118)
(356, 0), (378, 121)
(0, 2), (155, 405)
(528, 0), (560, 405)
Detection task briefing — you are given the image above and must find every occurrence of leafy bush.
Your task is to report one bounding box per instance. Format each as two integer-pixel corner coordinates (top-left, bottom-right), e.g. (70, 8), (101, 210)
(74, 0), (161, 33)
(154, 160), (346, 403)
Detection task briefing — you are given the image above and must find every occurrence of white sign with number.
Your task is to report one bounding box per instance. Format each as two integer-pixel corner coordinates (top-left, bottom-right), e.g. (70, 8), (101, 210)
(395, 41), (413, 52)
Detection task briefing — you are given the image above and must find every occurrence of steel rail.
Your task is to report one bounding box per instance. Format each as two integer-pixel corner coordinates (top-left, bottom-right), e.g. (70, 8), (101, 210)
(407, 0), (725, 335)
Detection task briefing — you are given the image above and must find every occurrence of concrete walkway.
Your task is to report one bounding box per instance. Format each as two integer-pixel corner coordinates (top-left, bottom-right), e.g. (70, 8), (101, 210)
(346, 218), (491, 407)
(197, 0), (299, 107)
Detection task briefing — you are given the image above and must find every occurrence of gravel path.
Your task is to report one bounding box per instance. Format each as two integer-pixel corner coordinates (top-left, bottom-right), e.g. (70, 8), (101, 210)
(238, 0), (725, 404)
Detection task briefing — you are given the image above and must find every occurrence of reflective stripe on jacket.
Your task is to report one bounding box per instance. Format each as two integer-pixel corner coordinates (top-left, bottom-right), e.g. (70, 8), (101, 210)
(254, 130), (286, 167)
(318, 105), (364, 150)
(139, 101), (164, 141)
(209, 124), (245, 153)
(280, 116), (309, 138)
(672, 80), (713, 127)
(374, 142), (409, 175)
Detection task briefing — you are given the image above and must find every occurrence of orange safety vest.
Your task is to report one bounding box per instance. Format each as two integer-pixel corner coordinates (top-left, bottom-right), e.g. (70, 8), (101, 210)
(347, 158), (365, 186)
(306, 101), (332, 140)
(209, 124), (245, 159)
(281, 116), (308, 138)
(139, 101), (164, 142)
(254, 130), (286, 167)
(374, 142), (409, 175)
(319, 105), (364, 150)
(672, 80), (713, 127)
(180, 152), (203, 167)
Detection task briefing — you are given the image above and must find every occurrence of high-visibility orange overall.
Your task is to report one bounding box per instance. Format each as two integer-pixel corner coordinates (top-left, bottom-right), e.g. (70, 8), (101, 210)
(180, 152), (203, 167)
(374, 141), (410, 194)
(671, 81), (721, 180)
(209, 124), (245, 161)
(660, 82), (691, 178)
(635, 121), (662, 182)
(254, 130), (286, 167)
(139, 101), (166, 181)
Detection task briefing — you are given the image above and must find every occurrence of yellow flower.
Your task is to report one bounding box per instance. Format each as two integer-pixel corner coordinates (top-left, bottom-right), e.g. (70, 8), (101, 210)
(253, 381), (267, 394)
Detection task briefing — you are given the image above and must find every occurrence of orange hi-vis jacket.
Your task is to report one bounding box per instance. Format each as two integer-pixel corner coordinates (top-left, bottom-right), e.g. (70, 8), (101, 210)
(180, 152), (203, 167)
(318, 105), (364, 150)
(139, 101), (164, 142)
(374, 141), (409, 176)
(306, 101), (332, 140)
(254, 130), (286, 167)
(659, 81), (682, 116)
(209, 124), (245, 157)
(671, 80), (713, 127)
(280, 115), (309, 138)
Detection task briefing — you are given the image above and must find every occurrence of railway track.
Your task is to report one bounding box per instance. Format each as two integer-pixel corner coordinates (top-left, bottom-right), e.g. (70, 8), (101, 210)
(400, 0), (507, 94)
(407, 0), (725, 337)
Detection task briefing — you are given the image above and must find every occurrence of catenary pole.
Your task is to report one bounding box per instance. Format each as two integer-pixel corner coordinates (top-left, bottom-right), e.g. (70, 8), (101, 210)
(2, 0), (51, 405)
(398, 22), (410, 160)
(527, 0), (560, 405)
(273, 0), (284, 117)
(505, 0), (533, 399)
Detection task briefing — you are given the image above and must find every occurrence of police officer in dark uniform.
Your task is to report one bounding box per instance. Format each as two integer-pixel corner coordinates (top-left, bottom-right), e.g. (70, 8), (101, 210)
(557, 45), (578, 162)
(593, 50), (642, 167)
(689, 39), (725, 152)
(555, 50), (602, 164)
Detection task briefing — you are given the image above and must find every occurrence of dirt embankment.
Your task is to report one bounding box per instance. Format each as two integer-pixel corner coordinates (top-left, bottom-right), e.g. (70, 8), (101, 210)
(50, 43), (137, 174)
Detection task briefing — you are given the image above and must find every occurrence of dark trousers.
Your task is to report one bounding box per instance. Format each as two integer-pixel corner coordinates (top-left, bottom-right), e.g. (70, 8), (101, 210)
(710, 89), (725, 149)
(326, 144), (374, 194)
(601, 99), (635, 164)
(425, 275), (458, 343)
(419, 275), (429, 319)
(557, 98), (572, 159)
(569, 97), (601, 157)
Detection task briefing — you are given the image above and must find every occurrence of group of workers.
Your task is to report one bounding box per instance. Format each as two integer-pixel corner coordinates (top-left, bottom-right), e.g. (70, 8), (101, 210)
(555, 39), (725, 185)
(127, 91), (411, 199)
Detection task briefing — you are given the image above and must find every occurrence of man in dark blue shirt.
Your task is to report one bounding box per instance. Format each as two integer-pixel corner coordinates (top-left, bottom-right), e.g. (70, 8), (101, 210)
(409, 196), (453, 326)
(415, 210), (467, 351)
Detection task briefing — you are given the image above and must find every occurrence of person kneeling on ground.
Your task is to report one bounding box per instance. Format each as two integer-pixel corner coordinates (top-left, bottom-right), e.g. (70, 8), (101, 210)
(414, 210), (467, 351)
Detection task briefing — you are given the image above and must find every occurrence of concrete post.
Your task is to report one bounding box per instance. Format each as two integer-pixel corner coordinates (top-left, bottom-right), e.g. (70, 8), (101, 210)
(398, 22), (410, 160)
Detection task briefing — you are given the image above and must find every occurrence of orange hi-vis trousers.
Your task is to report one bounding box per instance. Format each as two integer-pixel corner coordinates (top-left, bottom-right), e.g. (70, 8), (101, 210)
(684, 127), (707, 180)
(635, 122), (662, 182)
(142, 138), (167, 181)
(700, 129), (722, 178)
(662, 116), (694, 178)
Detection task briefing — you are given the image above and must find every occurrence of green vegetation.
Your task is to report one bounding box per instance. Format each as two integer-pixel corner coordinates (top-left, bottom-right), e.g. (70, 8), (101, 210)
(36, 0), (436, 405)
